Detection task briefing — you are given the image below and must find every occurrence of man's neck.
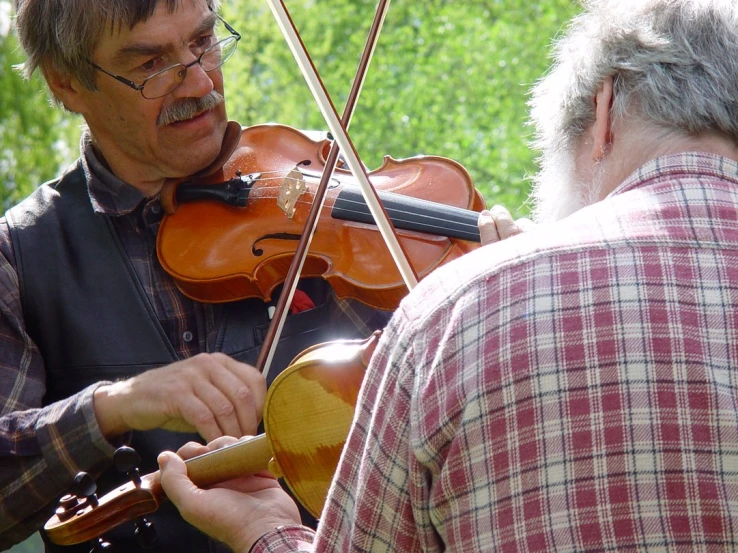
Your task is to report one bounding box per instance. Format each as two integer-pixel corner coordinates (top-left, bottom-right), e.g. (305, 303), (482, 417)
(599, 125), (738, 201)
(87, 139), (168, 198)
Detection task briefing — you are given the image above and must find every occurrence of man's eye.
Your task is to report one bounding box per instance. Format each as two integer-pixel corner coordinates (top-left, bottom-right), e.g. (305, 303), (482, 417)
(137, 58), (164, 75)
(192, 34), (215, 52)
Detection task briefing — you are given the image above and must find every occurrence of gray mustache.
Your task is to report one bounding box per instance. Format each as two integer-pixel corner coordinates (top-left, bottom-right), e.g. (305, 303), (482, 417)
(157, 90), (225, 127)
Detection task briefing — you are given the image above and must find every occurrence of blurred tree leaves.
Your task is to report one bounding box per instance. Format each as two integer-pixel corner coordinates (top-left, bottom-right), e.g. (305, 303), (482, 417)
(0, 0), (579, 215)
(221, 0), (579, 215)
(0, 0), (81, 211)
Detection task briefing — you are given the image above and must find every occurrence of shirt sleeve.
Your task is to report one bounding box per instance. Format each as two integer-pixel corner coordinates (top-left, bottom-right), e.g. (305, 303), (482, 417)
(250, 525), (316, 553)
(0, 219), (117, 549)
(311, 305), (428, 551)
(310, 270), (505, 552)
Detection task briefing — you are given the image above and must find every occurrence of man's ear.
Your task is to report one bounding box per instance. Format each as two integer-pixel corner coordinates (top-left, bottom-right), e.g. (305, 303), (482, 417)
(589, 75), (614, 161)
(41, 65), (87, 114)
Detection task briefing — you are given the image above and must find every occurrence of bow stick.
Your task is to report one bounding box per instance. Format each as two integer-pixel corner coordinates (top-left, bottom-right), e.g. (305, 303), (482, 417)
(256, 0), (418, 378)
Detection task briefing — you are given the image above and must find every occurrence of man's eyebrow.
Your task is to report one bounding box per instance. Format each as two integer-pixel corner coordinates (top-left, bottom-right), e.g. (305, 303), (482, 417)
(111, 43), (171, 66)
(191, 12), (218, 40)
(110, 13), (219, 66)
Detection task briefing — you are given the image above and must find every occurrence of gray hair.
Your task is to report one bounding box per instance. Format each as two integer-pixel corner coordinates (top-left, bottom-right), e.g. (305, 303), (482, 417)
(14, 0), (220, 91)
(529, 0), (738, 157)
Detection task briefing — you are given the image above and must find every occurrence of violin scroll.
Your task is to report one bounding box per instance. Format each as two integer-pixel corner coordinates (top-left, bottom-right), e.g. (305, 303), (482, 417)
(44, 453), (164, 547)
(44, 435), (272, 545)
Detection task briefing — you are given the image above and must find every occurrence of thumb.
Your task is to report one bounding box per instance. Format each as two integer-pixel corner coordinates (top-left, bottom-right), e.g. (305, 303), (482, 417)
(477, 209), (500, 245)
(158, 451), (195, 504)
(516, 217), (536, 232)
(158, 450), (185, 472)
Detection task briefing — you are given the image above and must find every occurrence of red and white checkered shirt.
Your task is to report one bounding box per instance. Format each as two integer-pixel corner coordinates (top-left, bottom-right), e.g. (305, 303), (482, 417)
(254, 152), (738, 552)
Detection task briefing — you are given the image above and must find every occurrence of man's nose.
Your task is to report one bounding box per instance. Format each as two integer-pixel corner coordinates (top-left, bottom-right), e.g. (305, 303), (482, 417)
(173, 59), (214, 98)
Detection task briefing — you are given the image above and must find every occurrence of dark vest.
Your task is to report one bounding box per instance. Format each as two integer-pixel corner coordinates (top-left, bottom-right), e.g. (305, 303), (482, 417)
(6, 162), (383, 553)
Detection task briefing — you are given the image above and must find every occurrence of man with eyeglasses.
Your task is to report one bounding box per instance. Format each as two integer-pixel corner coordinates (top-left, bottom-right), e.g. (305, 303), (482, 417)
(0, 1), (394, 551)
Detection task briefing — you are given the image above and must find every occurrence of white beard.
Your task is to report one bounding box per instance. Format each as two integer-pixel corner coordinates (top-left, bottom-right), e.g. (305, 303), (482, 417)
(530, 145), (606, 224)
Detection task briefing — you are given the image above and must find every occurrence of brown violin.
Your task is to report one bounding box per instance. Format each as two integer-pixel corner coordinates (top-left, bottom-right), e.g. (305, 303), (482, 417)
(44, 332), (380, 546)
(157, 122), (485, 310)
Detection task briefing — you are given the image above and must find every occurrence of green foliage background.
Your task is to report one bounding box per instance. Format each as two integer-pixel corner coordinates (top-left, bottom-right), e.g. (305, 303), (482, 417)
(0, 0), (579, 216)
(3, 1), (578, 550)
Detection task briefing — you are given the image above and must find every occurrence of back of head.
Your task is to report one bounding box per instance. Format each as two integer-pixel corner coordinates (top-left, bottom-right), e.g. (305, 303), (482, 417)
(14, 0), (220, 92)
(529, 0), (738, 220)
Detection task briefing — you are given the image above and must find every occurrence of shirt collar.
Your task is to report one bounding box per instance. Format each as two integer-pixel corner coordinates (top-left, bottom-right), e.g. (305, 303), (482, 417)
(79, 131), (148, 216)
(609, 151), (738, 198)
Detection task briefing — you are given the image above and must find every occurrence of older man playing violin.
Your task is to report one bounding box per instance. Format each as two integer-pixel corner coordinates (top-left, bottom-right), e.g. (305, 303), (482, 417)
(159, 0), (738, 551)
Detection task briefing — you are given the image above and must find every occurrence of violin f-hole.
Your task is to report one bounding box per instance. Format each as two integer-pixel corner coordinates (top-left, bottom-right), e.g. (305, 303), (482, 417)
(252, 233), (302, 256)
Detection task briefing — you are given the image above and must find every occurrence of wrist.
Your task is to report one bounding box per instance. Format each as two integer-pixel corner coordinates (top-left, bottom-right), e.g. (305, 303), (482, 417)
(237, 520), (292, 553)
(93, 382), (129, 438)
(246, 525), (315, 553)
(233, 507), (304, 552)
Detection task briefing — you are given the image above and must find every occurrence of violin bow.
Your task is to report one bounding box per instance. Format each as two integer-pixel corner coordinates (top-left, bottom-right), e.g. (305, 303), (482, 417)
(256, 0), (418, 378)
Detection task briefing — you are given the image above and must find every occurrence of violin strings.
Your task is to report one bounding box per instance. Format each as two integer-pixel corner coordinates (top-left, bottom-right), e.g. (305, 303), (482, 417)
(230, 171), (479, 235)
(260, 181), (480, 234)
(334, 198), (480, 235)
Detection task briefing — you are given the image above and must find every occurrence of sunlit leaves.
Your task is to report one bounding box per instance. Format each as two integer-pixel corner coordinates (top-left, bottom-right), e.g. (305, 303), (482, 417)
(223, 0), (580, 215)
(0, 10), (82, 211)
(0, 0), (579, 215)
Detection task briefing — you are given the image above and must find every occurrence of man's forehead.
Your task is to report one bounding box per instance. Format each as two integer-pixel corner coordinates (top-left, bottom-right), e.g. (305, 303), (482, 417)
(97, 0), (213, 59)
(101, 0), (205, 33)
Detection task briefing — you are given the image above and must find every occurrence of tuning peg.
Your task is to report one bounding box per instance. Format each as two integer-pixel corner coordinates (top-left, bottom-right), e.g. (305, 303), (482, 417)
(54, 472), (96, 522)
(72, 472), (98, 507)
(89, 537), (114, 553)
(114, 446), (142, 486)
(54, 494), (80, 522)
(135, 517), (157, 548)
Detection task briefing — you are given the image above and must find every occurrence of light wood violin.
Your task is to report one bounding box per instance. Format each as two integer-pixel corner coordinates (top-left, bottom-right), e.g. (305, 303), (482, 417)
(44, 333), (379, 545)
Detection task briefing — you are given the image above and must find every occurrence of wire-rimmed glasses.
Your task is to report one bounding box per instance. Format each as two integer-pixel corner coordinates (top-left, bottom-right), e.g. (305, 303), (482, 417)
(89, 16), (240, 99)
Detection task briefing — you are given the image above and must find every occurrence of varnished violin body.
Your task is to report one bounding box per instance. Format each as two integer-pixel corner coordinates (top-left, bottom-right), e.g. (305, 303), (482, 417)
(157, 123), (485, 310)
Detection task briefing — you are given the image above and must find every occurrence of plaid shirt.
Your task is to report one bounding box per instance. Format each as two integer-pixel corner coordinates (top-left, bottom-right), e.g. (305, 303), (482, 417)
(254, 152), (738, 552)
(0, 135), (386, 549)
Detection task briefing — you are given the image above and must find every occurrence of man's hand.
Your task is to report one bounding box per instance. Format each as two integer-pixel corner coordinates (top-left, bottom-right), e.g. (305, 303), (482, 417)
(158, 437), (301, 553)
(478, 205), (535, 245)
(93, 353), (266, 442)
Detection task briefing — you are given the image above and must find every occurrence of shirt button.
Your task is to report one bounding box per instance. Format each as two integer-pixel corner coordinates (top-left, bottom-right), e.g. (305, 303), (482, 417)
(182, 330), (194, 343)
(150, 203), (161, 214)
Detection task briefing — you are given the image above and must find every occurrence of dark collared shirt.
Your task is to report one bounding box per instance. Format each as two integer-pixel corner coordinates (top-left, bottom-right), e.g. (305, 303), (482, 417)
(0, 134), (387, 549)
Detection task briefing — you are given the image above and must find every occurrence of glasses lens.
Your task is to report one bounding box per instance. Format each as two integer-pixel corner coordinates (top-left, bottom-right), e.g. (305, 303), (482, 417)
(142, 65), (187, 99)
(200, 36), (238, 72)
(138, 29), (239, 99)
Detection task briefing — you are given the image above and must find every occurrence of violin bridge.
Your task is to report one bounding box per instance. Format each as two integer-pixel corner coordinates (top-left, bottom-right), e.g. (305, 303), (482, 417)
(277, 168), (307, 218)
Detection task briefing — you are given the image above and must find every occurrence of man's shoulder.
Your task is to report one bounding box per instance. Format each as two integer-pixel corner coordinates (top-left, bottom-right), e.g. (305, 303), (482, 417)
(399, 174), (736, 327)
(5, 161), (85, 230)
(394, 220), (580, 329)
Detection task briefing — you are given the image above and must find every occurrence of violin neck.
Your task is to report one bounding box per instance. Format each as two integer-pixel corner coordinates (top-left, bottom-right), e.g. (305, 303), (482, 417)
(184, 434), (272, 488)
(332, 187), (481, 243)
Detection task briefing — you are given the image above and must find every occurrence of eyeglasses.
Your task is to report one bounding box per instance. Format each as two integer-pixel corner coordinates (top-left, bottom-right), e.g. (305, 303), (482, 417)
(89, 15), (241, 100)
